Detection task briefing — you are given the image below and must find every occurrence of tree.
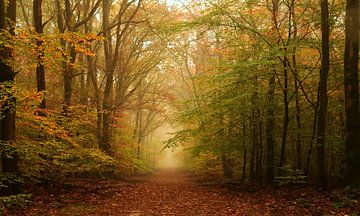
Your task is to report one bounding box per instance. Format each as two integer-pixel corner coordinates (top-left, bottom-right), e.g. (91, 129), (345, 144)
(344, 0), (360, 188)
(55, 0), (101, 114)
(33, 0), (46, 114)
(316, 0), (330, 189)
(316, 0), (330, 190)
(265, 70), (276, 184)
(0, 0), (19, 178)
(100, 0), (143, 154)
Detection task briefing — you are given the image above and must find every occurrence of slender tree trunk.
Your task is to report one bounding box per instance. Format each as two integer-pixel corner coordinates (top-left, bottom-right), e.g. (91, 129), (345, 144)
(291, 7), (302, 170)
(250, 102), (256, 182)
(87, 52), (102, 148)
(55, 0), (73, 115)
(265, 71), (276, 184)
(294, 82), (302, 170)
(19, 0), (31, 26)
(221, 154), (233, 179)
(102, 99), (113, 154)
(33, 0), (46, 115)
(279, 59), (289, 174)
(79, 54), (88, 105)
(133, 104), (140, 153)
(344, 0), (360, 188)
(137, 106), (143, 160)
(63, 47), (76, 115)
(316, 0), (330, 190)
(256, 109), (263, 183)
(305, 108), (318, 176)
(79, 0), (93, 106)
(242, 121), (247, 183)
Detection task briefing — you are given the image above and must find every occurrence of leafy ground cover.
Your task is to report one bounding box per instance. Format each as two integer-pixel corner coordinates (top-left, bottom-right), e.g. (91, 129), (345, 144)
(5, 169), (360, 216)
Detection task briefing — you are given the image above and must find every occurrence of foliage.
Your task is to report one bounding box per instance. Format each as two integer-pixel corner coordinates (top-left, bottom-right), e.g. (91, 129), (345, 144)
(190, 152), (223, 177)
(0, 194), (32, 212)
(19, 141), (117, 183)
(0, 173), (23, 193)
(295, 198), (314, 208)
(331, 189), (359, 209)
(161, 0), (351, 188)
(274, 166), (308, 186)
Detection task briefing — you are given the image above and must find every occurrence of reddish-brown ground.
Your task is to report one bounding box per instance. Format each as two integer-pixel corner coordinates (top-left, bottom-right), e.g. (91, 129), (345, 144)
(7, 169), (360, 215)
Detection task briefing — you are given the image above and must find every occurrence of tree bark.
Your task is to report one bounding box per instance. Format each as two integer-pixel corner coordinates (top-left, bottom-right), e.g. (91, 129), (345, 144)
(305, 108), (318, 176)
(294, 78), (302, 170)
(344, 0), (360, 188)
(33, 0), (46, 115)
(316, 0), (330, 190)
(265, 71), (276, 184)
(250, 78), (260, 182)
(290, 4), (302, 170)
(279, 60), (289, 174)
(242, 121), (247, 183)
(101, 0), (114, 155)
(62, 47), (76, 115)
(221, 154), (233, 179)
(0, 0), (19, 183)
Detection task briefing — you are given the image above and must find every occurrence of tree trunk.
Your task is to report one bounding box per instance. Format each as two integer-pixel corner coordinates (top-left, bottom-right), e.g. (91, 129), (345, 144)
(265, 71), (276, 184)
(279, 60), (289, 174)
(33, 0), (46, 115)
(221, 154), (233, 179)
(79, 54), (88, 105)
(87, 52), (102, 147)
(62, 47), (76, 115)
(256, 107), (263, 183)
(305, 109), (318, 176)
(344, 0), (360, 188)
(101, 102), (112, 154)
(250, 105), (256, 182)
(316, 0), (330, 190)
(137, 106), (143, 160)
(0, 0), (19, 191)
(242, 121), (247, 183)
(290, 0), (302, 171)
(101, 0), (114, 155)
(294, 85), (302, 170)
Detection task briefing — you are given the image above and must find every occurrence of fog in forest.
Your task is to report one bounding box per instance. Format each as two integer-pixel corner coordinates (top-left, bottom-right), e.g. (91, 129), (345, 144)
(1, 0), (360, 215)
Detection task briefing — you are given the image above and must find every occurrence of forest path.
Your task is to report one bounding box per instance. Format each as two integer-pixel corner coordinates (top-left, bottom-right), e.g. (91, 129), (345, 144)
(13, 168), (359, 215)
(93, 168), (252, 215)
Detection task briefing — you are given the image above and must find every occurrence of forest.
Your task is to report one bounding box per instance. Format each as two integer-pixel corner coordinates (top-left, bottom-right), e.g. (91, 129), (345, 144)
(0, 0), (360, 215)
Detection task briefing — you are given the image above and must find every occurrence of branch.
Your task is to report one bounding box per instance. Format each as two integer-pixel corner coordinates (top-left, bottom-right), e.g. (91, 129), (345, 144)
(73, 0), (102, 30)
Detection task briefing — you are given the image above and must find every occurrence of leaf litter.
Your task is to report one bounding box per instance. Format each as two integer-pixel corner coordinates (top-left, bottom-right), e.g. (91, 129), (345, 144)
(6, 169), (360, 216)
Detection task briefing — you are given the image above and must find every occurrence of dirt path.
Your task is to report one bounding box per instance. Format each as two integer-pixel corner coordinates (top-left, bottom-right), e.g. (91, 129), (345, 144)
(10, 168), (359, 216)
(91, 169), (252, 215)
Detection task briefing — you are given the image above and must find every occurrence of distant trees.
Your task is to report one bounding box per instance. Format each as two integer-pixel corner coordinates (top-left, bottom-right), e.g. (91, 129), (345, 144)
(100, 0), (142, 154)
(0, 0), (358, 193)
(55, 0), (101, 114)
(168, 0), (359, 188)
(0, 0), (174, 195)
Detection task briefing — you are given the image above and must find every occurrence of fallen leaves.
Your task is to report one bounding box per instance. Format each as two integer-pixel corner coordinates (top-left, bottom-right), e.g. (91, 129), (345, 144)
(6, 169), (360, 216)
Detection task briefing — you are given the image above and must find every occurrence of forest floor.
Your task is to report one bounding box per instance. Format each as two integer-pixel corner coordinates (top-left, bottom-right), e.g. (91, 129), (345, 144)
(7, 168), (360, 216)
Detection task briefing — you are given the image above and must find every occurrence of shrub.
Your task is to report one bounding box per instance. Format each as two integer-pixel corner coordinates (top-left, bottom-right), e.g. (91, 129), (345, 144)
(0, 193), (32, 211)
